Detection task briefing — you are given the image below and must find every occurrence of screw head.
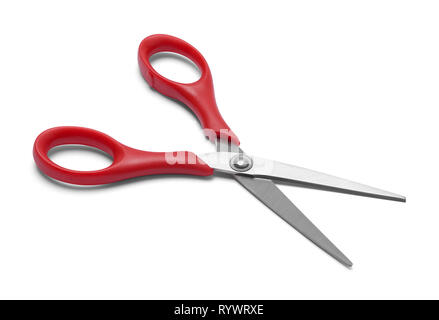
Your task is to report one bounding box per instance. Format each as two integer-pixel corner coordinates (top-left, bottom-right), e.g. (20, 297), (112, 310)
(230, 154), (253, 172)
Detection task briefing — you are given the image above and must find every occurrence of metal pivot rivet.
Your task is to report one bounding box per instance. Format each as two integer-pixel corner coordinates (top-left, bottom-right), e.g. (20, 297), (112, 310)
(230, 154), (253, 172)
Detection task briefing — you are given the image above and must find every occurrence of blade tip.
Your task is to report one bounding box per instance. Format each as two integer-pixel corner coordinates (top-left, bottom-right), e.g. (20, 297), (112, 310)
(333, 253), (353, 268)
(341, 258), (353, 268)
(393, 195), (406, 203)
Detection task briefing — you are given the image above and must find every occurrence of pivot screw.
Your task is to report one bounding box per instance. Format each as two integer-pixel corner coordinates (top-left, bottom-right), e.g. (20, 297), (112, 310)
(230, 154), (253, 172)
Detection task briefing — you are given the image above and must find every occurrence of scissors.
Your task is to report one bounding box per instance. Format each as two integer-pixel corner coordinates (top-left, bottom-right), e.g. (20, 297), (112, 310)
(33, 34), (405, 267)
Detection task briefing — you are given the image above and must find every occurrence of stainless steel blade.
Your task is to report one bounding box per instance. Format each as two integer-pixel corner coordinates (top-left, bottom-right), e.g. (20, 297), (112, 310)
(233, 175), (353, 267)
(209, 142), (353, 266)
(200, 152), (405, 202)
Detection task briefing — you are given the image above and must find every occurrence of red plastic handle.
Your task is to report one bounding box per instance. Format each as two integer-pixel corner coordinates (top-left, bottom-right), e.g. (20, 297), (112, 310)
(138, 34), (240, 145)
(33, 126), (213, 185)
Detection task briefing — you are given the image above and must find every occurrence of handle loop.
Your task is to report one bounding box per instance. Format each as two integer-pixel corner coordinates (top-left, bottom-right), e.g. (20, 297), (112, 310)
(33, 126), (213, 185)
(138, 34), (239, 145)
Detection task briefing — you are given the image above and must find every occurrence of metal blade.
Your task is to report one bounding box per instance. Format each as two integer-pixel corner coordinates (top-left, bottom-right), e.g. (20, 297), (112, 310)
(233, 175), (353, 267)
(200, 152), (406, 202)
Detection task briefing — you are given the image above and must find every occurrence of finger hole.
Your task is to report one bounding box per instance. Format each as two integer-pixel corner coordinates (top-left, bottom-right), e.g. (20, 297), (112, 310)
(150, 52), (201, 84)
(48, 145), (113, 171)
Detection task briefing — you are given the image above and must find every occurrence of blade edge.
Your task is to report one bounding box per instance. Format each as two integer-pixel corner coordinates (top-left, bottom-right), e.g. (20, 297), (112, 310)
(233, 175), (353, 267)
(199, 152), (405, 202)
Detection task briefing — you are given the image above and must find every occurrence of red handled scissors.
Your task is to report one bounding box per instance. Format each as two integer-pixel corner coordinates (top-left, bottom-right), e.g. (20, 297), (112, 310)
(33, 34), (405, 266)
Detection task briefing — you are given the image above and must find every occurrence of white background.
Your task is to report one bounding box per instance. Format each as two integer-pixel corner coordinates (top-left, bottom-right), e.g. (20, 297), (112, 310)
(0, 0), (438, 299)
